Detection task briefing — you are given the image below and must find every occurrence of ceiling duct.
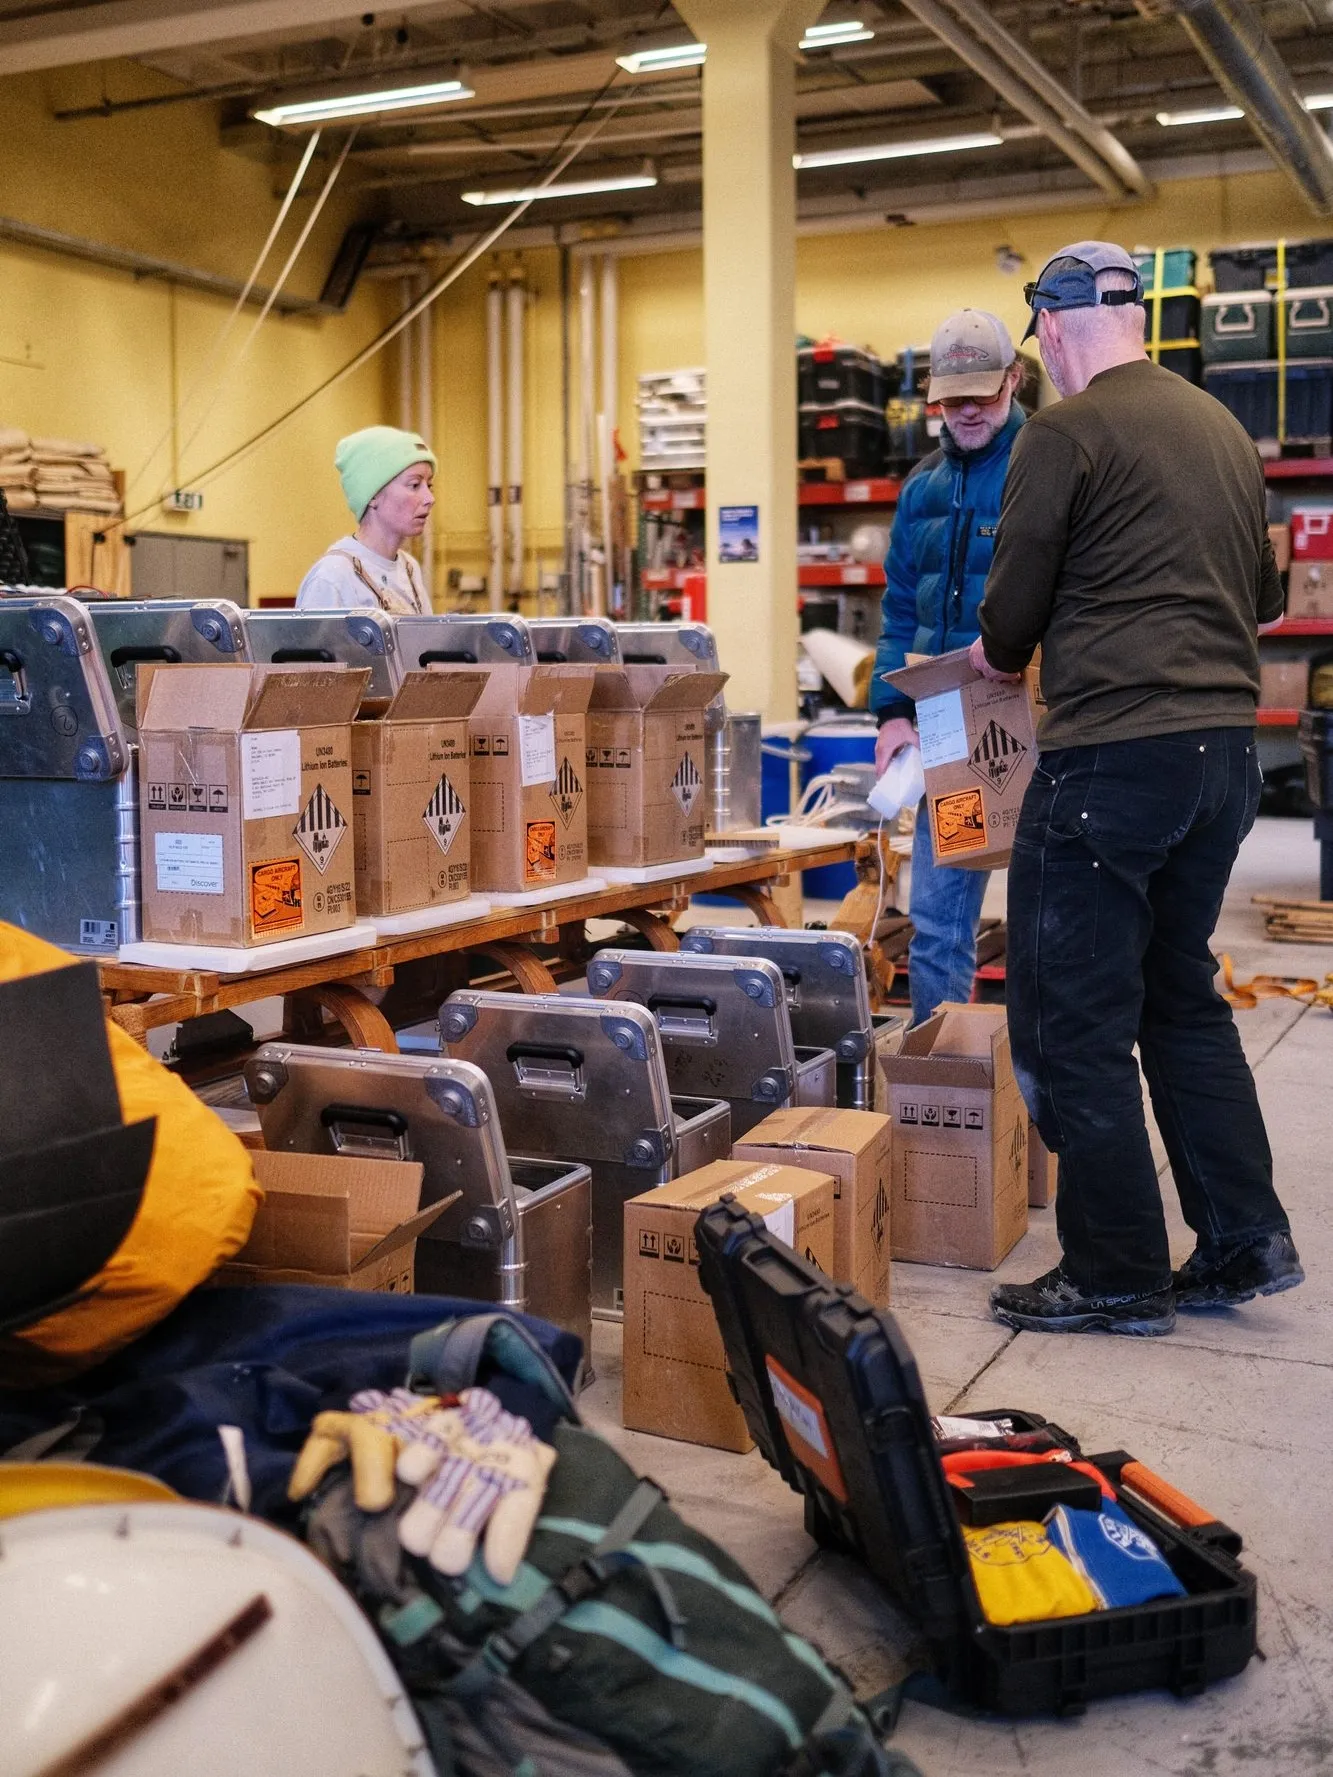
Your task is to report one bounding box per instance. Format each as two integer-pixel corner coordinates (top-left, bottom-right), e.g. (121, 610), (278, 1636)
(1162, 0), (1333, 214)
(896, 0), (1151, 201)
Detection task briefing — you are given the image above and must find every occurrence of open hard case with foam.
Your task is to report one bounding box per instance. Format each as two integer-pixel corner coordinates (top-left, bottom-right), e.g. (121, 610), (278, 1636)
(694, 1198), (1257, 1717)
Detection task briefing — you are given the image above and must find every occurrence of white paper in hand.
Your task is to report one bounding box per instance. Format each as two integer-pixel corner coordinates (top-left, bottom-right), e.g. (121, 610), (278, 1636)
(868, 745), (925, 820)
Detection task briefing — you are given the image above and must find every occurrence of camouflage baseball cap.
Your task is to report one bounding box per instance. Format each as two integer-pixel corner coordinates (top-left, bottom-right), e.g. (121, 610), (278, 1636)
(927, 309), (1016, 402)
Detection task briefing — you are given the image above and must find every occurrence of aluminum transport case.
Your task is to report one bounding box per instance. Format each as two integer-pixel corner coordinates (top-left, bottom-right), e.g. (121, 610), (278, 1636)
(393, 613), (533, 671)
(585, 950), (837, 1137)
(527, 617), (621, 663)
(438, 992), (731, 1311)
(86, 599), (250, 738)
(0, 596), (139, 952)
(244, 1045), (592, 1358)
(614, 620), (720, 670)
(680, 926), (903, 1110)
(243, 609), (400, 708)
(695, 1199), (1258, 1717)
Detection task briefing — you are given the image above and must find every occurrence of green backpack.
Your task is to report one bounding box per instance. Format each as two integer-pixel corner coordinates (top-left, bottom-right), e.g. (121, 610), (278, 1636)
(304, 1314), (912, 1777)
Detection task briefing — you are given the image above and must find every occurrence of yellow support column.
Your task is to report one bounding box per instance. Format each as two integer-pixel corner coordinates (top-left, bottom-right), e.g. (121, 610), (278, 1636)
(676, 0), (823, 721)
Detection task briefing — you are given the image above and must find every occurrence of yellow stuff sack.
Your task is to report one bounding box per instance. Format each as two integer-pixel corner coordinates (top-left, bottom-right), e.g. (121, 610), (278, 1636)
(963, 1520), (1099, 1626)
(0, 925), (262, 1384)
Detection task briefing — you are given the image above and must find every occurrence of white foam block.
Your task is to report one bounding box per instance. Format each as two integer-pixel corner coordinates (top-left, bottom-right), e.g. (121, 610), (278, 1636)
(765, 824), (864, 850)
(485, 875), (607, 908)
(118, 922), (380, 976)
(370, 896), (493, 939)
(595, 856), (714, 885)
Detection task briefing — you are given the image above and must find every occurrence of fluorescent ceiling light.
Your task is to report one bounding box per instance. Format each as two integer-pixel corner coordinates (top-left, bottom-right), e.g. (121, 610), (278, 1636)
(1303, 92), (1333, 111)
(800, 22), (875, 48)
(616, 42), (706, 74)
(795, 131), (1002, 170)
(462, 168), (659, 205)
(1154, 103), (1244, 126)
(255, 78), (473, 126)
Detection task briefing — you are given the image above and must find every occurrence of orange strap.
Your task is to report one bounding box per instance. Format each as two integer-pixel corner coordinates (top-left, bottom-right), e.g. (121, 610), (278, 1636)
(1120, 1461), (1215, 1530)
(943, 1449), (1115, 1500)
(1219, 954), (1321, 1010)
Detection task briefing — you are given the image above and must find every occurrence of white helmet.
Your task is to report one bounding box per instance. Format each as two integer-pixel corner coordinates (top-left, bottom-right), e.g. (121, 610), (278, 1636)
(0, 1501), (436, 1776)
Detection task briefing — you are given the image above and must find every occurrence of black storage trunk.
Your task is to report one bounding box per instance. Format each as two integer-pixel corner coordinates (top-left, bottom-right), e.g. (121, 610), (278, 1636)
(1203, 360), (1333, 442)
(798, 400), (888, 475)
(695, 1199), (1258, 1718)
(1156, 342), (1203, 383)
(1284, 239), (1333, 287)
(1299, 708), (1333, 806)
(1209, 246), (1277, 292)
(1146, 289), (1201, 340)
(799, 344), (886, 408)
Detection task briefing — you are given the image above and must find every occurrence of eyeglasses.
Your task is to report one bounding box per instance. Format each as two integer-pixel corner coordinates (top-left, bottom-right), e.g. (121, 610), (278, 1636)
(937, 387), (1008, 412)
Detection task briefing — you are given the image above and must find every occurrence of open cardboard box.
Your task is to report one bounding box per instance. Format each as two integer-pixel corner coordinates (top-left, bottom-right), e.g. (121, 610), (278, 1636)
(216, 1151), (457, 1292)
(586, 666), (727, 868)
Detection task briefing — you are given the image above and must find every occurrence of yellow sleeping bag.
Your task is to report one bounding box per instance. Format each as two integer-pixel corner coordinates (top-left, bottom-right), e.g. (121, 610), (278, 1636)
(0, 924), (262, 1383)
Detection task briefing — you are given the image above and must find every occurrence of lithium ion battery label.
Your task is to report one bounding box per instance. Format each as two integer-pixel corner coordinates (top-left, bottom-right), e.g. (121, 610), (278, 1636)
(155, 830), (224, 895)
(916, 689), (969, 768)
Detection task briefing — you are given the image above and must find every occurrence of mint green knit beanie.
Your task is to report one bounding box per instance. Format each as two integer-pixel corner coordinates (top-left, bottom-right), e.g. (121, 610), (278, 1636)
(334, 426), (437, 520)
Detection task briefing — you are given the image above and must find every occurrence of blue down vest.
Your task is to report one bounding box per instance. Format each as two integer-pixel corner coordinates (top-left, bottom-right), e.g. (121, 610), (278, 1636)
(869, 403), (1025, 718)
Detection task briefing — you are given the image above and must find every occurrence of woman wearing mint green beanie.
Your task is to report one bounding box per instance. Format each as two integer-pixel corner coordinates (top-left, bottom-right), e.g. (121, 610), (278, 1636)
(296, 425), (437, 612)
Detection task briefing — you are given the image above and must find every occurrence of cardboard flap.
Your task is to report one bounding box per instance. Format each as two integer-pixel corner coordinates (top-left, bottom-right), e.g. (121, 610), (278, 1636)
(352, 1191), (460, 1270)
(934, 1004), (1007, 1058)
(529, 663), (595, 715)
(739, 1105), (888, 1155)
(589, 666), (728, 713)
(380, 670), (488, 723)
(885, 1009), (996, 1087)
(244, 665), (371, 730)
(882, 645), (977, 699)
(138, 663), (253, 732)
(247, 1151), (426, 1272)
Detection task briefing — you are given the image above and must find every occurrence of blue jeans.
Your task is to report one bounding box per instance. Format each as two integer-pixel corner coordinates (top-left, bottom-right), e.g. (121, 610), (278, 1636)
(908, 802), (990, 1026)
(1006, 728), (1290, 1297)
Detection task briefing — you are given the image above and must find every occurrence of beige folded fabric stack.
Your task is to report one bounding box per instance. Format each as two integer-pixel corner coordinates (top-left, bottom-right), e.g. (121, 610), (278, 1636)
(31, 435), (121, 515)
(0, 426), (36, 510)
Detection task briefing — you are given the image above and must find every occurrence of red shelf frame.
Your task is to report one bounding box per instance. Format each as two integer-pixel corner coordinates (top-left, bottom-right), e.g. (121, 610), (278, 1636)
(1265, 459), (1333, 479)
(641, 567), (701, 591)
(797, 563), (886, 588)
(1268, 617), (1333, 636)
(1257, 708), (1302, 726)
(641, 489), (706, 512)
(798, 478), (902, 506)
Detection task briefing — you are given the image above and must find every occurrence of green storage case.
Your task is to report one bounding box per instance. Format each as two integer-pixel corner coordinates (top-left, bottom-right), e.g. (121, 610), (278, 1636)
(1203, 291), (1275, 364)
(1133, 247), (1197, 289)
(1284, 287), (1333, 359)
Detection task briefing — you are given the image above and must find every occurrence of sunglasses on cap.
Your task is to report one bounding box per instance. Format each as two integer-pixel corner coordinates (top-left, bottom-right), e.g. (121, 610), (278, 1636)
(1022, 256), (1144, 338)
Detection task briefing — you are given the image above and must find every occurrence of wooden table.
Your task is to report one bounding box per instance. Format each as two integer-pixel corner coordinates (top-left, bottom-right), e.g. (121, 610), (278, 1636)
(98, 840), (858, 1045)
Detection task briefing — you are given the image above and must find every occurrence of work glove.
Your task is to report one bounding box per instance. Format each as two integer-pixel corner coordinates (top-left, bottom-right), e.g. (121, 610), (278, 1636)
(398, 1386), (556, 1586)
(288, 1386), (457, 1513)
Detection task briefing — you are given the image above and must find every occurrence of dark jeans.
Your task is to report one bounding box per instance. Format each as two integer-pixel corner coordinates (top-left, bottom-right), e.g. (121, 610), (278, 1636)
(1006, 727), (1290, 1296)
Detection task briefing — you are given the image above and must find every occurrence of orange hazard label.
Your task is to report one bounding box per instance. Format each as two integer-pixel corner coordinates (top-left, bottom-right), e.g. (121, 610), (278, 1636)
(525, 819), (557, 881)
(250, 857), (303, 935)
(765, 1356), (848, 1503)
(932, 787), (987, 857)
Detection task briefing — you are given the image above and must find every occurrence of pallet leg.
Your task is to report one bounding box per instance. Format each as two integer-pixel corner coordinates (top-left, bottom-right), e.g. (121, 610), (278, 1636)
(616, 908), (681, 951)
(283, 983), (399, 1052)
(469, 942), (558, 994)
(714, 884), (787, 927)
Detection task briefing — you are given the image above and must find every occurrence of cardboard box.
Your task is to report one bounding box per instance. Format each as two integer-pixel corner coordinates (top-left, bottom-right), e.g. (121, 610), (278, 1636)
(216, 1151), (454, 1292)
(880, 1003), (1028, 1270)
(1286, 560), (1333, 620)
(622, 1158), (836, 1451)
(1259, 660), (1310, 710)
(137, 664), (369, 947)
(352, 671), (486, 916)
(433, 664), (595, 893)
(585, 666), (728, 868)
(1028, 1121), (1057, 1209)
(1269, 522), (1292, 574)
(883, 647), (1039, 871)
(733, 1106), (892, 1307)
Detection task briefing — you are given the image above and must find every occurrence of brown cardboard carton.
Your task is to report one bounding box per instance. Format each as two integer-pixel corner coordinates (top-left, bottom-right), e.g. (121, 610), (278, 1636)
(622, 1158), (836, 1452)
(586, 667), (728, 868)
(216, 1151), (455, 1292)
(1286, 560), (1333, 620)
(1258, 660), (1309, 709)
(733, 1106), (892, 1307)
(880, 1003), (1028, 1270)
(1269, 522), (1292, 575)
(137, 664), (368, 947)
(431, 664), (595, 893)
(1028, 1120), (1057, 1209)
(352, 671), (486, 916)
(883, 647), (1038, 871)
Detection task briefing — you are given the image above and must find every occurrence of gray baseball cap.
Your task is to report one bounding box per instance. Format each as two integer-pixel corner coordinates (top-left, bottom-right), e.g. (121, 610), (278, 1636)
(1022, 240), (1144, 340)
(927, 309), (1016, 402)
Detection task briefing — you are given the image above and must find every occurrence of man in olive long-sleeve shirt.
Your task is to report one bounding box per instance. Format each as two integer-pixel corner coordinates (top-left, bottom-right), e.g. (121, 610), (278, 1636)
(973, 241), (1301, 1337)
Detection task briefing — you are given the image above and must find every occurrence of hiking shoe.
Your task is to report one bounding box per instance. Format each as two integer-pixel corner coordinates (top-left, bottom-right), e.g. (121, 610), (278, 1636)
(1173, 1232), (1304, 1309)
(991, 1265), (1176, 1336)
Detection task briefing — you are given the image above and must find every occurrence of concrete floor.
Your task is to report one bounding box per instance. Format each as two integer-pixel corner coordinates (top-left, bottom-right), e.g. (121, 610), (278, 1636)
(581, 815), (1333, 1776)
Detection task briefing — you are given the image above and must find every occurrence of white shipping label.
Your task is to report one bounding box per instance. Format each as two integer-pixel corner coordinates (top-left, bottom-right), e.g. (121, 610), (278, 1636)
(769, 1367), (829, 1457)
(916, 690), (969, 768)
(518, 713), (557, 786)
(757, 1195), (795, 1248)
(242, 730), (301, 819)
(155, 830), (224, 895)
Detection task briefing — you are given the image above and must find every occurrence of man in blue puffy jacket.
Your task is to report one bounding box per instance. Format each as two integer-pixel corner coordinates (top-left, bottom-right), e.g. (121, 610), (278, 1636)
(869, 309), (1025, 1024)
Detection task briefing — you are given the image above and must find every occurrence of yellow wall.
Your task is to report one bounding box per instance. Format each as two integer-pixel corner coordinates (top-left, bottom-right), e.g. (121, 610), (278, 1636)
(0, 65), (393, 602)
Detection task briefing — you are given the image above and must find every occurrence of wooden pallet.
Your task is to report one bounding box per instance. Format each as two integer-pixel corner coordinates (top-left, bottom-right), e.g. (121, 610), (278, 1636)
(1253, 893), (1333, 943)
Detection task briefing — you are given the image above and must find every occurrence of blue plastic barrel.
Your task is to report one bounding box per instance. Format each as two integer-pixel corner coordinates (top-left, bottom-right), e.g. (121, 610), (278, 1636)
(800, 716), (878, 899)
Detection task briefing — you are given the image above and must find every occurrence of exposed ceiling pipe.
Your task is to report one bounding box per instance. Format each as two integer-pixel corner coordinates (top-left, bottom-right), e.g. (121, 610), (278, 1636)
(506, 270), (525, 603)
(931, 0), (1152, 198)
(486, 275), (505, 613)
(1162, 0), (1333, 215)
(416, 271), (435, 597)
(895, 0), (1143, 200)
